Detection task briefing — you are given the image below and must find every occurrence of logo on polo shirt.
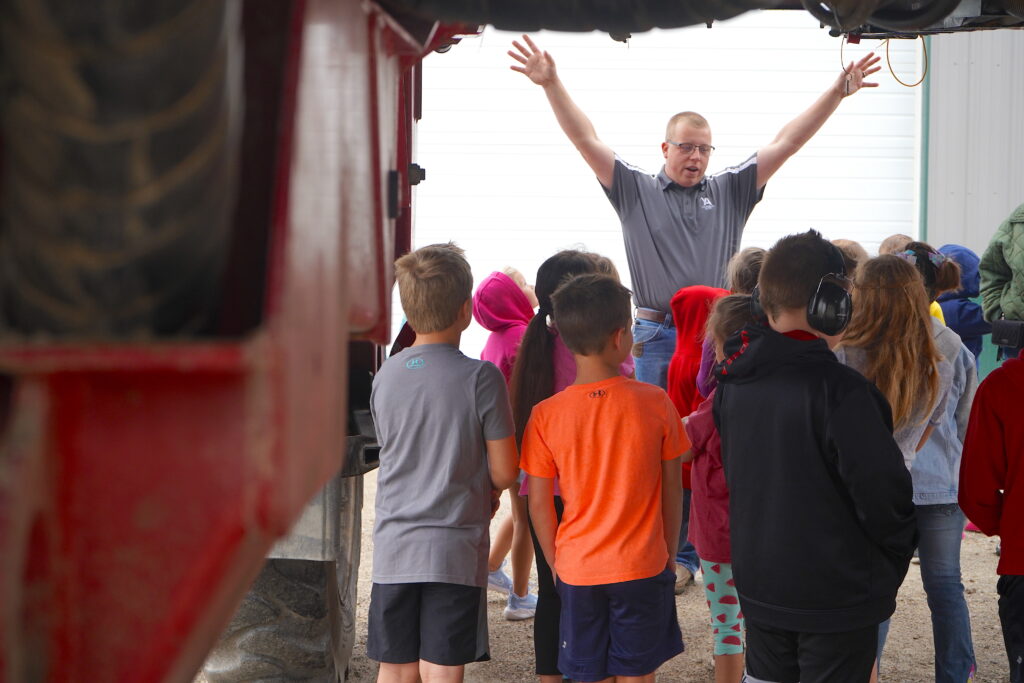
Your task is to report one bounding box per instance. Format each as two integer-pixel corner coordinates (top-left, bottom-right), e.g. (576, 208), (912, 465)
(700, 196), (715, 210)
(589, 389), (606, 398)
(405, 357), (425, 369)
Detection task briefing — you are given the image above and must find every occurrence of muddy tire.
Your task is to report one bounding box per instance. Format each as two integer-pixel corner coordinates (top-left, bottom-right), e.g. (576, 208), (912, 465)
(0, 0), (241, 337)
(203, 478), (363, 682)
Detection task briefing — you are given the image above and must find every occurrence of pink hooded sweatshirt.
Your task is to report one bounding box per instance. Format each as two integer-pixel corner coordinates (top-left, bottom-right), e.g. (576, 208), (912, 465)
(472, 271), (535, 383)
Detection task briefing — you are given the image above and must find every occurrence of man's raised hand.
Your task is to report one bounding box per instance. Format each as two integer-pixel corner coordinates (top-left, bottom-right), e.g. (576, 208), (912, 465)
(509, 34), (557, 87)
(836, 52), (883, 98)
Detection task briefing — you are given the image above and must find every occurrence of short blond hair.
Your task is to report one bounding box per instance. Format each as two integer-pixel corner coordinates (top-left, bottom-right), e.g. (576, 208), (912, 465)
(665, 111), (710, 140)
(832, 239), (870, 275)
(878, 234), (913, 256)
(726, 247), (765, 294)
(395, 243), (472, 334)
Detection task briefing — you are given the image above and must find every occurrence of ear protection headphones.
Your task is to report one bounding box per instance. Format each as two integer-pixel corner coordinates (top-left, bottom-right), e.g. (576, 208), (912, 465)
(749, 241), (852, 336)
(808, 243), (852, 336)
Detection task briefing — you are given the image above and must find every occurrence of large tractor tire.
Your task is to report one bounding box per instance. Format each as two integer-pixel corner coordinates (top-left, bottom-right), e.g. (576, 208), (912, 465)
(382, 0), (781, 33)
(0, 0), (241, 337)
(203, 477), (364, 682)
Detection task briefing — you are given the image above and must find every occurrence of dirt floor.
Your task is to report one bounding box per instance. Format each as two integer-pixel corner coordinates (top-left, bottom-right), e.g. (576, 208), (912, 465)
(346, 470), (1011, 682)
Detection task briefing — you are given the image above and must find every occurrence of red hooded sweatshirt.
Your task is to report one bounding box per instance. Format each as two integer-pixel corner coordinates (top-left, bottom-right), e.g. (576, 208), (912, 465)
(472, 272), (535, 383)
(668, 285), (728, 488)
(960, 357), (1024, 575)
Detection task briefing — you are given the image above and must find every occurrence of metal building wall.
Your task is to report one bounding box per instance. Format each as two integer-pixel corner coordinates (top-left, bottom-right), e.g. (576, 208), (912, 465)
(924, 30), (1024, 256)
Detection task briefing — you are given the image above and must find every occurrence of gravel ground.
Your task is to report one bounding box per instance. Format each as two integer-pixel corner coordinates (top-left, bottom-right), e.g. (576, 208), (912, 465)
(346, 469), (1010, 682)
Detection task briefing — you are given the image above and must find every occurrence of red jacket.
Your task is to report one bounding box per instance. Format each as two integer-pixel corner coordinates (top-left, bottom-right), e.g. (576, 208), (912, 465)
(668, 285), (728, 488)
(960, 357), (1024, 575)
(685, 389), (731, 563)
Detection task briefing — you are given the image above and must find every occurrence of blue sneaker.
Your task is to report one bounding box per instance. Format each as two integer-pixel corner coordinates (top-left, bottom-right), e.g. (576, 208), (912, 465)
(487, 560), (513, 595)
(503, 590), (538, 621)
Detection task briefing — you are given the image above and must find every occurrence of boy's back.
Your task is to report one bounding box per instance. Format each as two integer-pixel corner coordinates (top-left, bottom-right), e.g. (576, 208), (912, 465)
(521, 375), (687, 586)
(715, 324), (917, 631)
(371, 343), (513, 587)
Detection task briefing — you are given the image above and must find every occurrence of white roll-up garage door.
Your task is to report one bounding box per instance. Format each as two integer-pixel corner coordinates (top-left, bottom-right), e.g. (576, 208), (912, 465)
(406, 11), (921, 354)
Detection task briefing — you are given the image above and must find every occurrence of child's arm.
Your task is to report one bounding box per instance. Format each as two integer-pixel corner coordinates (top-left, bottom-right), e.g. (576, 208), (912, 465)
(661, 456), (683, 571)
(959, 374), (1007, 536)
(527, 475), (558, 578)
(486, 435), (519, 491)
(679, 416), (695, 463)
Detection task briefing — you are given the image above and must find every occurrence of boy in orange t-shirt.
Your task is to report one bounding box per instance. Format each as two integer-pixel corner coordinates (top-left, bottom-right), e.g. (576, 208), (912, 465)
(521, 273), (688, 682)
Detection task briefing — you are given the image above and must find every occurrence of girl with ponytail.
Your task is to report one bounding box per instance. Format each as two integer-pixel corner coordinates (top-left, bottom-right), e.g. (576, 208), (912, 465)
(508, 249), (633, 682)
(901, 240), (963, 325)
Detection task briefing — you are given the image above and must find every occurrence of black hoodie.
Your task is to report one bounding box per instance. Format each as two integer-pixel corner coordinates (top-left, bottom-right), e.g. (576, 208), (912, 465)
(713, 324), (917, 633)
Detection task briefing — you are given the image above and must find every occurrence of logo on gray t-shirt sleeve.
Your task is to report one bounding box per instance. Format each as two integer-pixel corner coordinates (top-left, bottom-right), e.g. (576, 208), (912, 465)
(405, 357), (425, 369)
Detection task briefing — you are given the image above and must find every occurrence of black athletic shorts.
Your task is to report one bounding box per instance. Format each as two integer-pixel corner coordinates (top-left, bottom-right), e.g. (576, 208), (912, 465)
(744, 619), (878, 683)
(366, 582), (489, 666)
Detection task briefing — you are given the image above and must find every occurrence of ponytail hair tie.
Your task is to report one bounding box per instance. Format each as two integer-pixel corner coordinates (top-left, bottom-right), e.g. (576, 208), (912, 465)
(898, 248), (947, 269)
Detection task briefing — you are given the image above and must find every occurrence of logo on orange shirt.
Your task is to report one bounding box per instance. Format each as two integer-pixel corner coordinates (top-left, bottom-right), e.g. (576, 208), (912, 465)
(589, 389), (606, 398)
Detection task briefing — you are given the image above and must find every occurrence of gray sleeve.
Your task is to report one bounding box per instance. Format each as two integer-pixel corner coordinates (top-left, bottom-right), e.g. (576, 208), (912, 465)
(719, 153), (764, 223)
(476, 362), (515, 441)
(602, 155), (643, 219)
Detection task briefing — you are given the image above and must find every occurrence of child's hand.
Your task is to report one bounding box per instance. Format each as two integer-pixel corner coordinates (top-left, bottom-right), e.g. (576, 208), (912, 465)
(490, 488), (501, 519)
(666, 558), (677, 575)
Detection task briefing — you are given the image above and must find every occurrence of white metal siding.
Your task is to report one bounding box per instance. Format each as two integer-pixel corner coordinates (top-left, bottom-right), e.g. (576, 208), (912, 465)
(925, 30), (1024, 256)
(408, 11), (920, 351)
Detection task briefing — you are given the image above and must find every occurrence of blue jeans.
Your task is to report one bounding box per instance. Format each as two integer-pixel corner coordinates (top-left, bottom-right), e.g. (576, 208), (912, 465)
(878, 504), (975, 682)
(676, 489), (699, 574)
(632, 318), (699, 574)
(632, 317), (676, 390)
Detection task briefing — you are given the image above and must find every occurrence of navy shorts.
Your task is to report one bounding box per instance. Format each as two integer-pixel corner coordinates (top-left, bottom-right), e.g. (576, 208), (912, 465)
(557, 568), (684, 681)
(366, 582), (489, 666)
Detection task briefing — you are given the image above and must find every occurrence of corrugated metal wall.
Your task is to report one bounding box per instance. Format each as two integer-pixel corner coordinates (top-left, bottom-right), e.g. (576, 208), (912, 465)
(925, 30), (1024, 256)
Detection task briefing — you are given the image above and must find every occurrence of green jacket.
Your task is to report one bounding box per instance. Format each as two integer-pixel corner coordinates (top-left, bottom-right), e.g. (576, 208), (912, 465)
(980, 202), (1024, 322)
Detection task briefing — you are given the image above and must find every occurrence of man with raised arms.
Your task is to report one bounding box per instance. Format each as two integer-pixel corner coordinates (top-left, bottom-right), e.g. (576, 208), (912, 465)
(509, 33), (881, 596)
(508, 34), (880, 389)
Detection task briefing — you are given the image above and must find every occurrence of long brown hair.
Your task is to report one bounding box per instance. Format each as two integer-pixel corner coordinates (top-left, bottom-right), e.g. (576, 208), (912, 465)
(508, 250), (597, 446)
(839, 255), (941, 429)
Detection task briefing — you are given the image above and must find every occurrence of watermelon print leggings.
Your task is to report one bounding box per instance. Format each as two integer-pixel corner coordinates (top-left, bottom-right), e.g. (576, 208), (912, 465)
(700, 559), (745, 655)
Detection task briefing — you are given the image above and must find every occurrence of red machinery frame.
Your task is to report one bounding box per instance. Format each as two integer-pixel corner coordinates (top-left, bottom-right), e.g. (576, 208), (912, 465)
(0, 2), (473, 680)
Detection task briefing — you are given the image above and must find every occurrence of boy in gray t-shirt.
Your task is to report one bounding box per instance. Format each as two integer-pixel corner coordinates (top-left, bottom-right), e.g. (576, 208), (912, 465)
(367, 243), (518, 680)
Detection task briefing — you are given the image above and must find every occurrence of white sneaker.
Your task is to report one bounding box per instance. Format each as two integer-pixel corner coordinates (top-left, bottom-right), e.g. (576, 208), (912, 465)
(503, 590), (538, 621)
(487, 560), (513, 595)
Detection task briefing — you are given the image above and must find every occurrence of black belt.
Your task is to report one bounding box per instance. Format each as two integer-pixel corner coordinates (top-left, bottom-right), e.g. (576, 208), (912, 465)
(635, 308), (671, 324)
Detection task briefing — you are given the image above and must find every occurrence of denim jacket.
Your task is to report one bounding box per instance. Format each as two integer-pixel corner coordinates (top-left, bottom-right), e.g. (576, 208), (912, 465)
(911, 321), (978, 505)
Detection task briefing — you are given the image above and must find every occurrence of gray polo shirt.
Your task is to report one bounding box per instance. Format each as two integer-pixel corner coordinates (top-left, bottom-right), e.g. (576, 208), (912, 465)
(604, 153), (764, 311)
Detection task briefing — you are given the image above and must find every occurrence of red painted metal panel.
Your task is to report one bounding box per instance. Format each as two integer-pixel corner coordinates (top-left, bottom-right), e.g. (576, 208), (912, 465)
(0, 2), (476, 680)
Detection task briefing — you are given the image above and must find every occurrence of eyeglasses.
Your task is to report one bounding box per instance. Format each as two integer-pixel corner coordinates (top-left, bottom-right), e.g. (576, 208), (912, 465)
(666, 141), (715, 156)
